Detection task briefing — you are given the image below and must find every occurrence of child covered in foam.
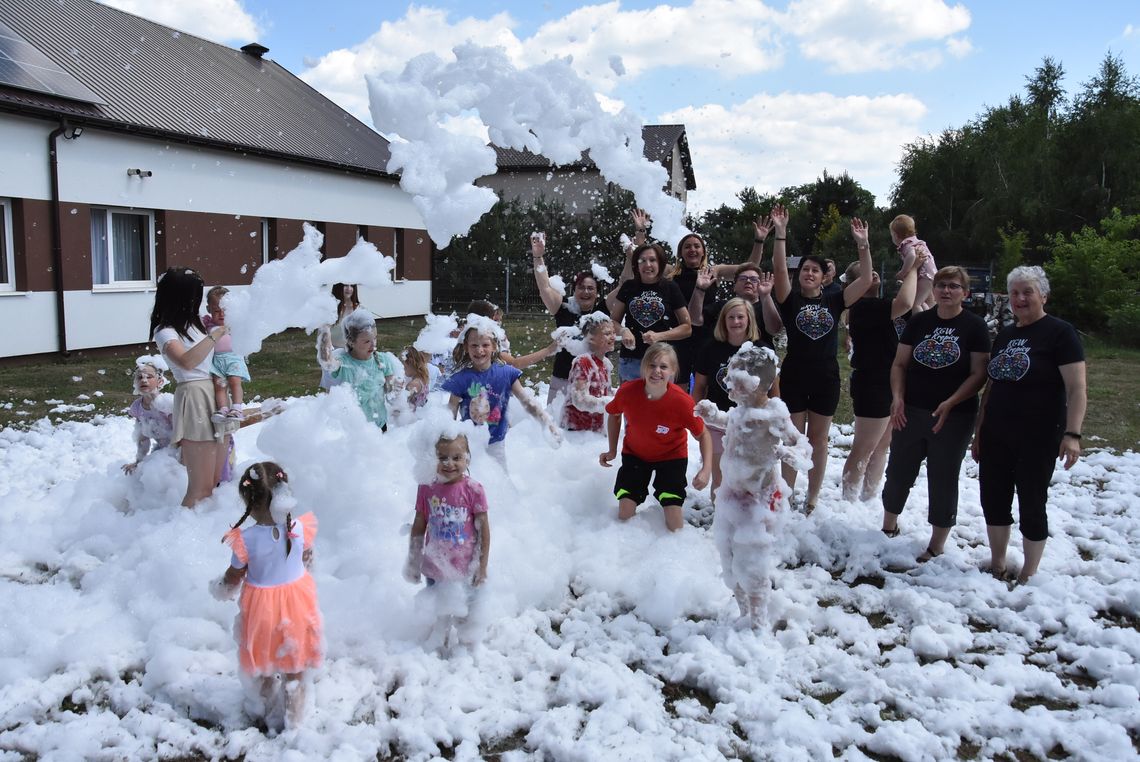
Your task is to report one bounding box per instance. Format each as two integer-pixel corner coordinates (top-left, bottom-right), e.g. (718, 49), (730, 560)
(695, 343), (811, 629)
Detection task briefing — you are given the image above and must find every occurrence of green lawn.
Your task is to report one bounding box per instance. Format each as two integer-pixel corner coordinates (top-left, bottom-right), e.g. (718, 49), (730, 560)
(1, 316), (1136, 452)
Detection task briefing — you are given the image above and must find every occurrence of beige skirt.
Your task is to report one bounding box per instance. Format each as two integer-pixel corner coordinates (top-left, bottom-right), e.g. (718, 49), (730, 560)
(173, 379), (217, 443)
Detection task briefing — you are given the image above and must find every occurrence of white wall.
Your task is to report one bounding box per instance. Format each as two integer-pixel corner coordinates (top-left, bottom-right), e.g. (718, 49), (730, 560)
(0, 115), (433, 356)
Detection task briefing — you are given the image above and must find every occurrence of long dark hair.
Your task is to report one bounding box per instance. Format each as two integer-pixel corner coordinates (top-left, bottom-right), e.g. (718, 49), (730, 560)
(149, 267), (206, 341)
(332, 283), (360, 318)
(234, 461), (293, 558)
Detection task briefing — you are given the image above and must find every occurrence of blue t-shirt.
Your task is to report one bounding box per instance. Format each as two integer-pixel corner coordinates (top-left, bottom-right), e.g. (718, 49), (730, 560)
(442, 363), (524, 443)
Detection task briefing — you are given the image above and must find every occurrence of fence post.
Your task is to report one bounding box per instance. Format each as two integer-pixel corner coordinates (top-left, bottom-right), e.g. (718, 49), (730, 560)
(505, 265), (510, 315)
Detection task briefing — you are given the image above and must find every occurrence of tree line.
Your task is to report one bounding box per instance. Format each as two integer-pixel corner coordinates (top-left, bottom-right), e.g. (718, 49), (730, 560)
(436, 54), (1140, 344)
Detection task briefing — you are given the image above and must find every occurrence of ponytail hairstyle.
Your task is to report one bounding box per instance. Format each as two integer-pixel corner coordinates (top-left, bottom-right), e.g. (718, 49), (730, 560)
(236, 461), (293, 557)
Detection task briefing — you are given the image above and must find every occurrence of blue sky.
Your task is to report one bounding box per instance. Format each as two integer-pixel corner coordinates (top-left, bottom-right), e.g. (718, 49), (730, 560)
(108, 0), (1139, 211)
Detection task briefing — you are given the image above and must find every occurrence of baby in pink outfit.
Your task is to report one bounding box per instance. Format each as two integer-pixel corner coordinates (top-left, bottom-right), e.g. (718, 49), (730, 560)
(890, 214), (938, 314)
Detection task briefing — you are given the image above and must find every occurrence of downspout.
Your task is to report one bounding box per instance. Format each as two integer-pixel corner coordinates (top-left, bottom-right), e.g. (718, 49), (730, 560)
(48, 123), (69, 355)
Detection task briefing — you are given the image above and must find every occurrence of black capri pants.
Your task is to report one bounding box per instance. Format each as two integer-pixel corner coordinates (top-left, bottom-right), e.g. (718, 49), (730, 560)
(614, 454), (689, 507)
(881, 405), (975, 528)
(978, 423), (1062, 542)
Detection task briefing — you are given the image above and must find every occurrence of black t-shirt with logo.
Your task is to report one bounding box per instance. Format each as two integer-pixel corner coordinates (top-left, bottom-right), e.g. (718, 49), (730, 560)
(777, 289), (846, 371)
(552, 302), (579, 380)
(985, 315), (1084, 430)
(899, 308), (991, 415)
(695, 339), (743, 411)
(617, 279), (686, 360)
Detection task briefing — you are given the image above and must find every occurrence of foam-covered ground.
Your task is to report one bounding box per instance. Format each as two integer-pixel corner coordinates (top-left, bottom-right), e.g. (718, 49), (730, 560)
(0, 388), (1137, 761)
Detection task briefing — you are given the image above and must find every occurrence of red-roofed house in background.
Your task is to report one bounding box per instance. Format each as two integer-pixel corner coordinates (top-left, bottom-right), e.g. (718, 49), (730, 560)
(479, 124), (696, 212)
(0, 0), (430, 359)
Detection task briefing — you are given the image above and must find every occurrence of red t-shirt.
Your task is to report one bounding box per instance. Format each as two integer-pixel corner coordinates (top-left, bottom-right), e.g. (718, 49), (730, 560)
(606, 379), (705, 462)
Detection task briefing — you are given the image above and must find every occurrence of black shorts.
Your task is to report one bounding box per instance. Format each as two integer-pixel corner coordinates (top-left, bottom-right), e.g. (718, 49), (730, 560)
(614, 453), (688, 507)
(779, 361), (840, 417)
(850, 369), (892, 418)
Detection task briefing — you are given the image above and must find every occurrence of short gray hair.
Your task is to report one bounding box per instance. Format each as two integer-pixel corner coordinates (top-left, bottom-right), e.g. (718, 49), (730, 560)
(1006, 265), (1050, 297)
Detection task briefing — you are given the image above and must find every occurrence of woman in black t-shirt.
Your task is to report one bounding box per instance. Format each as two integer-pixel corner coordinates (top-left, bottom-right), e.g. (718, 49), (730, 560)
(840, 220), (921, 502)
(771, 205), (864, 512)
(693, 297), (760, 496)
(611, 243), (691, 383)
(972, 266), (1086, 585)
(531, 232), (609, 404)
(880, 266), (990, 561)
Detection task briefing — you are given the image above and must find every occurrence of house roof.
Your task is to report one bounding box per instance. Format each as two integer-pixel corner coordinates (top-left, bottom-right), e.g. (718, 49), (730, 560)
(0, 0), (393, 177)
(491, 124), (697, 191)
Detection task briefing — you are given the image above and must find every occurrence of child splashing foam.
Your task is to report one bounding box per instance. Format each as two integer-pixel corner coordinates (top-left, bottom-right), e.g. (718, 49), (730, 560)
(695, 344), (811, 629)
(122, 356), (175, 474)
(318, 308), (402, 429)
(403, 429), (490, 650)
(442, 315), (561, 466)
(214, 462), (322, 732)
(554, 311), (618, 432)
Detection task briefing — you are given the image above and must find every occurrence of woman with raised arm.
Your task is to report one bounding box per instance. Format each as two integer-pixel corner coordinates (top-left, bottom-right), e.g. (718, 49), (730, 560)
(611, 243), (691, 383)
(770, 204), (860, 513)
(531, 232), (608, 404)
(973, 266), (1086, 584)
(880, 266), (990, 561)
(840, 219), (921, 503)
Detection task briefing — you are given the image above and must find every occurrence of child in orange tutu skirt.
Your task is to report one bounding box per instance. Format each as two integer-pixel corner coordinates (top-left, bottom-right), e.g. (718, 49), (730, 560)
(215, 462), (322, 731)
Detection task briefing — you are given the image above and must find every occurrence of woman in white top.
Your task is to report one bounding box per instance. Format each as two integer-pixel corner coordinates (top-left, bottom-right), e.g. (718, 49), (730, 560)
(149, 267), (229, 507)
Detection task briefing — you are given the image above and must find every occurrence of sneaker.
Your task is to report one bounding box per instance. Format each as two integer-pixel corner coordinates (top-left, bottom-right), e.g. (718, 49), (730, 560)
(212, 407), (231, 422)
(226, 407), (245, 420)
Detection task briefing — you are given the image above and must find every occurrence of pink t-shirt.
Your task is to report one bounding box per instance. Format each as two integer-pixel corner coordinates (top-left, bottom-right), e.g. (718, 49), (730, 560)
(897, 235), (938, 281)
(202, 314), (234, 353)
(415, 477), (488, 582)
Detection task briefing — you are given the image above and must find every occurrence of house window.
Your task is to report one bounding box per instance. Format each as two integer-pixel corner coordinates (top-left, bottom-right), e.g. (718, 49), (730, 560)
(261, 219), (270, 264)
(0, 198), (14, 291)
(91, 207), (155, 287)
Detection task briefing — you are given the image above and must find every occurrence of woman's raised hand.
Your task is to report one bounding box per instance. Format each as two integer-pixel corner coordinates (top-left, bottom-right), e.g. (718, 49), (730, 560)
(850, 217), (870, 247)
(696, 265), (716, 292)
(770, 204), (789, 235)
(530, 231), (545, 258)
(630, 208), (650, 232)
(753, 214), (773, 240)
(757, 271), (775, 296)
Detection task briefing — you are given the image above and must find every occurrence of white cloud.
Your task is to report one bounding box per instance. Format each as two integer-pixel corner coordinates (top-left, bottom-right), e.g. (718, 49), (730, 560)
(785, 0), (971, 73)
(661, 91), (928, 211)
(1124, 24), (1137, 38)
(945, 36), (974, 58)
(100, 0), (260, 44)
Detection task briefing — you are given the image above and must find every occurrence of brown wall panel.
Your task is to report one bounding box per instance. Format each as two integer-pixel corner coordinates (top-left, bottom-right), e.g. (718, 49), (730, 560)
(12, 199), (53, 292)
(364, 226), (397, 257)
(322, 222), (356, 260)
(58, 202), (91, 291)
(402, 228), (431, 281)
(274, 219), (305, 258)
(160, 211), (261, 284)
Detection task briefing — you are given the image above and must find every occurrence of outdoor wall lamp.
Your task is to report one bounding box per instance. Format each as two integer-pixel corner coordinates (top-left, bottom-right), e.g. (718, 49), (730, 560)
(127, 168), (153, 177)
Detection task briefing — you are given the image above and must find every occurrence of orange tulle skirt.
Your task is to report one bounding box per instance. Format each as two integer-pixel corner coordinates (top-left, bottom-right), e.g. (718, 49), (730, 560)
(235, 572), (323, 676)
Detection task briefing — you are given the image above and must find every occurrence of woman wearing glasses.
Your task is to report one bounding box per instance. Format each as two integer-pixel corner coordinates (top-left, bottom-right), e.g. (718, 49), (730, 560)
(880, 266), (990, 562)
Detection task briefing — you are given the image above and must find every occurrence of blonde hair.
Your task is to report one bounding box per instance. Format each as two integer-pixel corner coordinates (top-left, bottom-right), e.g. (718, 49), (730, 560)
(401, 345), (430, 386)
(436, 432), (471, 457)
(206, 285), (228, 307)
(890, 214), (916, 238)
(640, 342), (678, 381)
(713, 297), (759, 343)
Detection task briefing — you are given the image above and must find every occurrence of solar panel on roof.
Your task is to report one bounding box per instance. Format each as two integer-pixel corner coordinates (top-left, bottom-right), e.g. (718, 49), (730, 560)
(0, 19), (105, 104)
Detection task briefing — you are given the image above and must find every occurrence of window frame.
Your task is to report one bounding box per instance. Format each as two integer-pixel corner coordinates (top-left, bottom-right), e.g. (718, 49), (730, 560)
(0, 198), (15, 292)
(90, 205), (156, 289)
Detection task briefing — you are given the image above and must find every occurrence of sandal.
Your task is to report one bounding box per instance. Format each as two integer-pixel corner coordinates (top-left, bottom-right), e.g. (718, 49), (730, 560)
(917, 546), (943, 563)
(882, 527), (901, 539)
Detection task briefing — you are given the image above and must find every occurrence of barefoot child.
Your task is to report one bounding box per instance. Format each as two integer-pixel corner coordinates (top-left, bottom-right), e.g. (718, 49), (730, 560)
(563, 312), (617, 432)
(443, 316), (561, 465)
(600, 343), (713, 532)
(404, 431), (490, 646)
(319, 308), (401, 429)
(695, 343), (811, 628)
(122, 357), (174, 474)
(890, 214), (938, 314)
(203, 286), (251, 420)
(215, 462), (322, 731)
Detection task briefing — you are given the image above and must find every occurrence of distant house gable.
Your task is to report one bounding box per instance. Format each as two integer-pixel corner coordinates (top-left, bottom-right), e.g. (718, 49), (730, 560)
(0, 0), (393, 177)
(480, 124), (696, 210)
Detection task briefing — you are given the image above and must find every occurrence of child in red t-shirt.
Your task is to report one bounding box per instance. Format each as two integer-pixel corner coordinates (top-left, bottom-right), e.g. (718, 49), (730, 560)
(600, 343), (712, 531)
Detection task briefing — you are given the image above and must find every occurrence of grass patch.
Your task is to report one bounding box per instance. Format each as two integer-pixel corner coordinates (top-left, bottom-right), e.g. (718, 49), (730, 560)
(1, 316), (1137, 451)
